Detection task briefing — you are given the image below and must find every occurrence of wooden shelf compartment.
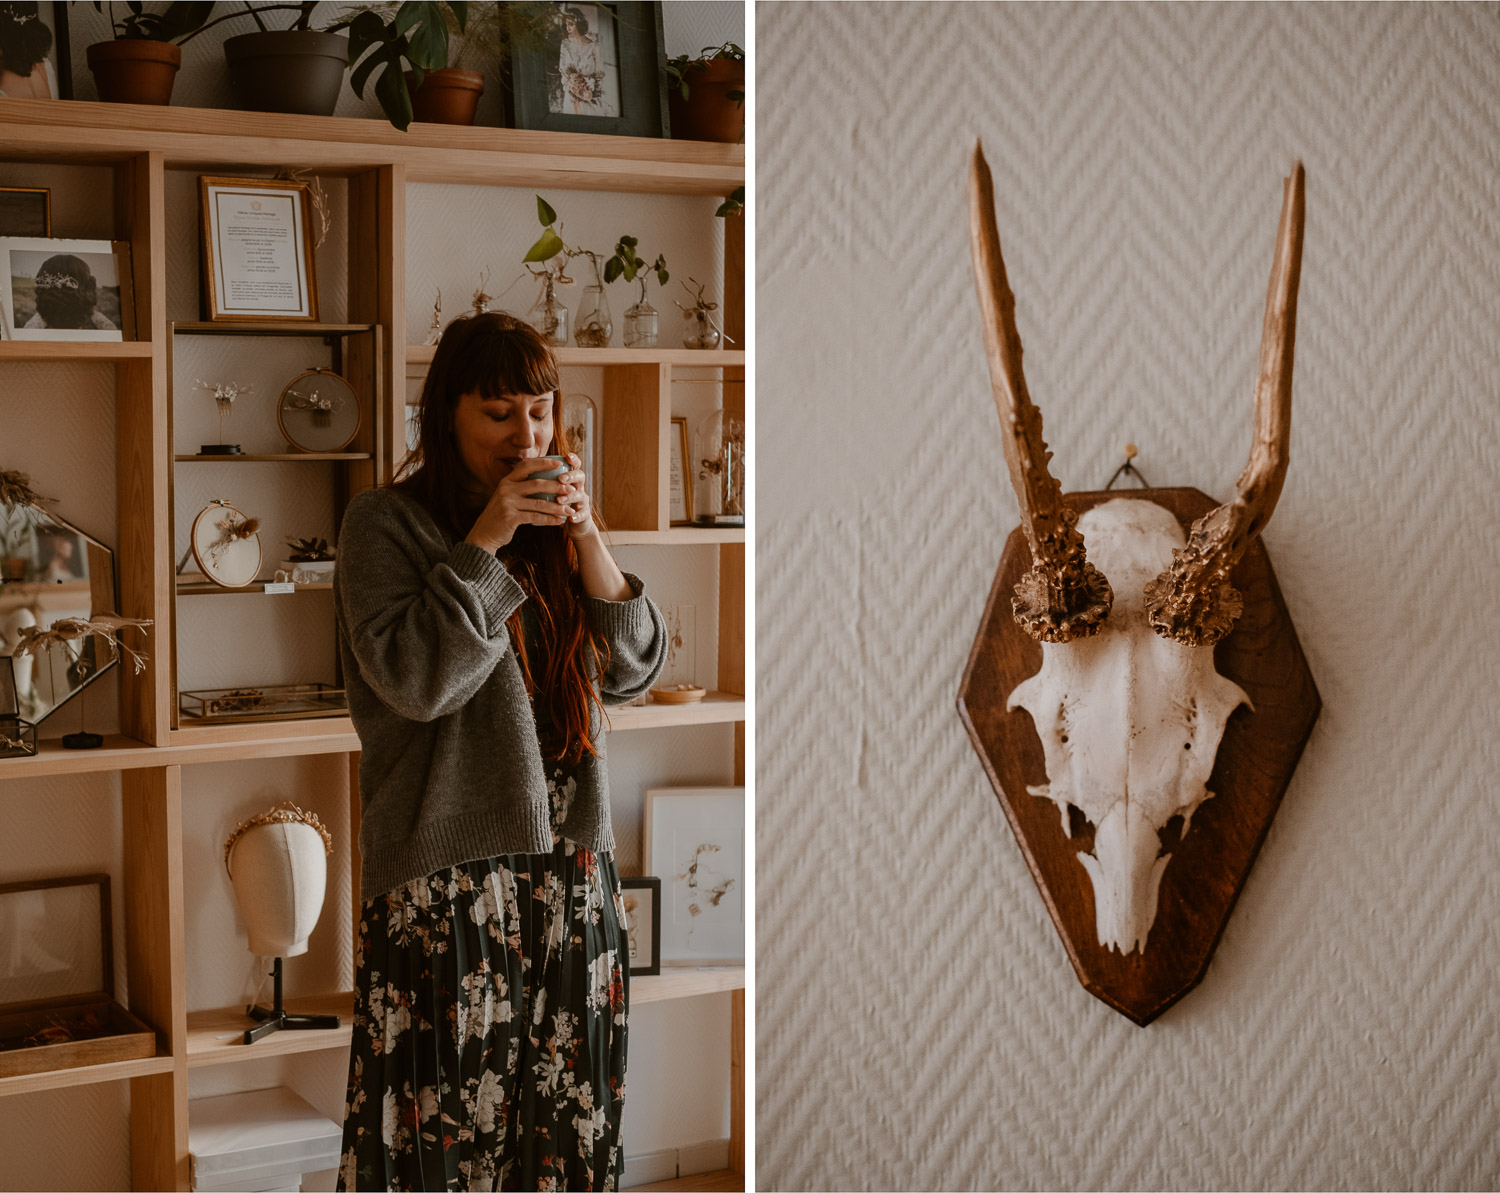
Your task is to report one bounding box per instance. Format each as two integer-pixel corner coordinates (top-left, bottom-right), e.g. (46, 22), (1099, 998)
(0, 341), (154, 362)
(0, 1051), (173, 1099)
(185, 993), (351, 1069)
(406, 345), (746, 368)
(609, 693), (745, 732)
(0, 100), (744, 196)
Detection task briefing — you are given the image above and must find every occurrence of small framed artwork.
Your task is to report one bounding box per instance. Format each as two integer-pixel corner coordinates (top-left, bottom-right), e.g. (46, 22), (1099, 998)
(619, 876), (661, 976)
(511, 2), (669, 138)
(669, 415), (693, 525)
(643, 787), (745, 966)
(0, 237), (131, 341)
(199, 176), (319, 322)
(0, 3), (70, 101)
(0, 187), (50, 236)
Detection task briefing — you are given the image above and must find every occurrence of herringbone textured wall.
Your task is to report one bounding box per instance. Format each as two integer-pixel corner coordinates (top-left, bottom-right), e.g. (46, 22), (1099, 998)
(756, 3), (1500, 1189)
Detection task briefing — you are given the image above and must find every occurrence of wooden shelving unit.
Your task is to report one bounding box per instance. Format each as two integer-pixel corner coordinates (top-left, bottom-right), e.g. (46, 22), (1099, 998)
(0, 100), (745, 1192)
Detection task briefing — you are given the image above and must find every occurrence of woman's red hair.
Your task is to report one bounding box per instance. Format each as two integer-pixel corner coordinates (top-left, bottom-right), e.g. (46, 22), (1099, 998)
(392, 312), (608, 763)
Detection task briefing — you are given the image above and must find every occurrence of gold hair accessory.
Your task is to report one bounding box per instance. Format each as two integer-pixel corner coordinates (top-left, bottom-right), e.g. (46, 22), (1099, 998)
(223, 801), (333, 873)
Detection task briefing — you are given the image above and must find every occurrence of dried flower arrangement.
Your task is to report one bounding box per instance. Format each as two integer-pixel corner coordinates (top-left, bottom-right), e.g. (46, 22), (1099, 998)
(11, 613), (154, 676)
(0, 470), (54, 511)
(209, 512), (260, 569)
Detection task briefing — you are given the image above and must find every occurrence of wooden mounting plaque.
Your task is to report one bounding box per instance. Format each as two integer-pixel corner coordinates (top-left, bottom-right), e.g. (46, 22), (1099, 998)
(957, 488), (1321, 1025)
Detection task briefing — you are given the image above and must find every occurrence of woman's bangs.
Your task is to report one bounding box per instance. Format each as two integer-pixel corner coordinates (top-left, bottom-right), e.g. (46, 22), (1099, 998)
(450, 325), (560, 403)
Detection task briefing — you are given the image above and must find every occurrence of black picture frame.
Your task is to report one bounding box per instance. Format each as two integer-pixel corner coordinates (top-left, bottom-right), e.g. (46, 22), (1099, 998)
(0, 1), (69, 99)
(620, 876), (661, 976)
(511, 2), (669, 138)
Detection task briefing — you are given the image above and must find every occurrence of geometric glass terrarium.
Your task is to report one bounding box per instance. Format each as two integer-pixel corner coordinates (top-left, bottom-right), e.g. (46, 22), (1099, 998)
(692, 408), (745, 526)
(0, 499), (118, 732)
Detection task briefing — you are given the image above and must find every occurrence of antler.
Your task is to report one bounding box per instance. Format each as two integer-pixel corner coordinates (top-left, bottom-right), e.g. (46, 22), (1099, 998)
(1145, 161), (1305, 647)
(970, 141), (1111, 642)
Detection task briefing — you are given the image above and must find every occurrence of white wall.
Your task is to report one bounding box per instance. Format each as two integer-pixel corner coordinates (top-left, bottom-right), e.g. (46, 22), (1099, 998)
(0, 2), (743, 1186)
(757, 3), (1500, 1190)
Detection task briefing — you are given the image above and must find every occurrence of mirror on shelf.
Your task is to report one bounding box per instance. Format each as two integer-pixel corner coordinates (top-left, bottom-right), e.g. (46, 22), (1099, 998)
(0, 500), (119, 727)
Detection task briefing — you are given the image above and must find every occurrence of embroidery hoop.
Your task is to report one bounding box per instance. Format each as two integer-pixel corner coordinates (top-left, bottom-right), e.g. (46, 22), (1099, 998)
(276, 368), (361, 453)
(190, 499), (262, 589)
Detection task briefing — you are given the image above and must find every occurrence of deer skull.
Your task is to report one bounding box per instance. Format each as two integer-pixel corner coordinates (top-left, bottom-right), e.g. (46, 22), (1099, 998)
(969, 144), (1304, 954)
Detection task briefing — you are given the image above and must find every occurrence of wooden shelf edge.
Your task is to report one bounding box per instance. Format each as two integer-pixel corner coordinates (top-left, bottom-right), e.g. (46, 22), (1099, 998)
(0, 721), (361, 779)
(174, 453), (372, 462)
(631, 966), (745, 1005)
(0, 1052), (172, 1099)
(0, 341), (152, 362)
(186, 992), (352, 1069)
(605, 529), (746, 546)
(609, 693), (745, 731)
(406, 345), (746, 367)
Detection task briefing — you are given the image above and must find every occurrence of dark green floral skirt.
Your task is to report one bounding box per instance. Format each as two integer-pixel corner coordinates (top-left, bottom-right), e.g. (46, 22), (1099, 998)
(338, 774), (629, 1192)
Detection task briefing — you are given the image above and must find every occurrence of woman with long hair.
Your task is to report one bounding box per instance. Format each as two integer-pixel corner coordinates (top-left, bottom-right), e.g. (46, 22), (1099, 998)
(334, 313), (666, 1191)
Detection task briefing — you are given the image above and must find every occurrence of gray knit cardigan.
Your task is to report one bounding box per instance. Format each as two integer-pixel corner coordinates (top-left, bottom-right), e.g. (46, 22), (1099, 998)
(334, 486), (667, 896)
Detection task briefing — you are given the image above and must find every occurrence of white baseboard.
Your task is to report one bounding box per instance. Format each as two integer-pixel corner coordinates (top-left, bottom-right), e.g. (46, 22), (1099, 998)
(621, 1138), (732, 1188)
(621, 1148), (678, 1188)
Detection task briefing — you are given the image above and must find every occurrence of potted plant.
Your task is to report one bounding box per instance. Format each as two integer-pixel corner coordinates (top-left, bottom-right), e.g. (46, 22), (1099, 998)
(328, 1), (477, 130)
(525, 196), (612, 347)
(86, 1), (217, 105)
(665, 41), (745, 143)
(221, 2), (350, 117)
(605, 235), (668, 348)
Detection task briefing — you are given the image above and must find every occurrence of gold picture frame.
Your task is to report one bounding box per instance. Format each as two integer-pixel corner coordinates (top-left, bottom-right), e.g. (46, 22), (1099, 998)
(0, 187), (51, 237)
(198, 176), (319, 322)
(669, 416), (694, 526)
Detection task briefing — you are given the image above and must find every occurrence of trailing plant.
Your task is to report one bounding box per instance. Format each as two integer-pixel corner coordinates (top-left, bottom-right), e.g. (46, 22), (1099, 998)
(664, 41), (745, 103)
(326, 1), (470, 131)
(90, 1), (216, 44)
(91, 1), (320, 43)
(605, 236), (667, 289)
(715, 185), (745, 219)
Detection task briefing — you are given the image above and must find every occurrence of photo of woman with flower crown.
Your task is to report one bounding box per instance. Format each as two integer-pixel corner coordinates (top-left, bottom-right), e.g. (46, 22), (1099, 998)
(0, 237), (125, 341)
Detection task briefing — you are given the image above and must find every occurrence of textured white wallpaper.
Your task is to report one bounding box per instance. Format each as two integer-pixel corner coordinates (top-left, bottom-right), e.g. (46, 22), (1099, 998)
(757, 3), (1500, 1190)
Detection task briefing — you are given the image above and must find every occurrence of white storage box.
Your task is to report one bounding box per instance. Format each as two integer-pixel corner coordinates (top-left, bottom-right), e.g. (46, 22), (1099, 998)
(189, 1086), (343, 1193)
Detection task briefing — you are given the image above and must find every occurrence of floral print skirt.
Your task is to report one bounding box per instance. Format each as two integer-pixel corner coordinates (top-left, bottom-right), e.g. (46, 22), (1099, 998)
(338, 780), (629, 1191)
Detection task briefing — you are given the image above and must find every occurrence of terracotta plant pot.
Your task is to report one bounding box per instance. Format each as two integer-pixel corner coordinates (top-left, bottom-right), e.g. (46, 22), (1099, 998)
(87, 39), (181, 105)
(667, 58), (745, 143)
(403, 67), (484, 126)
(224, 30), (349, 117)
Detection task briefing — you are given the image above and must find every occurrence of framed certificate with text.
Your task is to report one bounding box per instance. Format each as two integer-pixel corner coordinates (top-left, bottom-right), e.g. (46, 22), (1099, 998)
(198, 177), (319, 322)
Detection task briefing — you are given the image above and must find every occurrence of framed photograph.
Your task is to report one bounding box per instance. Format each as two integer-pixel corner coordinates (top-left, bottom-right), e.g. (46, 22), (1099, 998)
(643, 787), (745, 966)
(199, 176), (319, 322)
(512, 2), (669, 138)
(0, 187), (50, 236)
(0, 3), (69, 101)
(0, 237), (131, 341)
(620, 877), (661, 976)
(669, 415), (693, 525)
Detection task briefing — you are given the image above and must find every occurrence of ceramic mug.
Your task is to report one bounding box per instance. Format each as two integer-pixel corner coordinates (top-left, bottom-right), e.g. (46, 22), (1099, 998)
(527, 455), (571, 502)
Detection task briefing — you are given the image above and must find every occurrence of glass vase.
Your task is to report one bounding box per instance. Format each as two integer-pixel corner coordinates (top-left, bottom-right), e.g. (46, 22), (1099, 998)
(574, 258), (613, 347)
(560, 392), (600, 516)
(683, 308), (722, 350)
(623, 280), (659, 348)
(692, 408), (746, 526)
(528, 275), (570, 348)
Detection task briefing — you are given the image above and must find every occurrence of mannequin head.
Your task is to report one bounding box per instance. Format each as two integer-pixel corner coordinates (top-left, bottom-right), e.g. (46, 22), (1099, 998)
(224, 804), (332, 958)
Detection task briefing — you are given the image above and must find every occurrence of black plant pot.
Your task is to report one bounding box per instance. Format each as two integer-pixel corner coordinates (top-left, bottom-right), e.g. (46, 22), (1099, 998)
(224, 30), (348, 117)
